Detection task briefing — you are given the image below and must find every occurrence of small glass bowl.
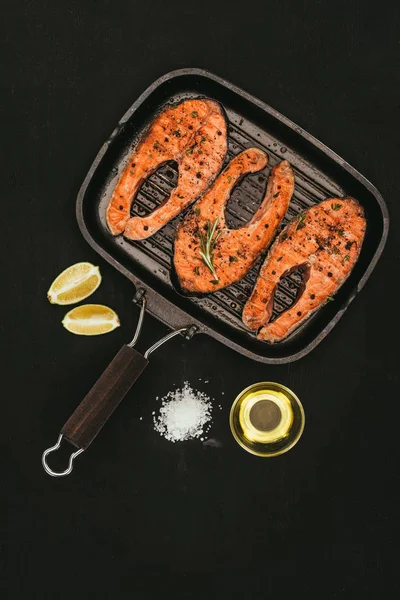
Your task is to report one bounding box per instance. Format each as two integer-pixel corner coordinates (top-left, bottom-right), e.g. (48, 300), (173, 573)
(229, 382), (305, 457)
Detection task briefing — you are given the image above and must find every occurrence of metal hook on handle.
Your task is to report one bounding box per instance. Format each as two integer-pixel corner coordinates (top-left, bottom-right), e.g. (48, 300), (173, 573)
(144, 328), (188, 359)
(129, 293), (196, 355)
(128, 295), (146, 348)
(42, 434), (84, 478)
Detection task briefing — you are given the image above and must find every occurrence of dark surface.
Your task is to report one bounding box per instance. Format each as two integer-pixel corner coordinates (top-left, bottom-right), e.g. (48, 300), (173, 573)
(79, 68), (388, 363)
(2, 1), (399, 598)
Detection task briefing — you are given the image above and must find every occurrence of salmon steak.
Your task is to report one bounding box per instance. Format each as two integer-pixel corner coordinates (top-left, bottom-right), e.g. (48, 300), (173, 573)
(174, 151), (294, 293)
(242, 197), (366, 342)
(106, 98), (227, 239)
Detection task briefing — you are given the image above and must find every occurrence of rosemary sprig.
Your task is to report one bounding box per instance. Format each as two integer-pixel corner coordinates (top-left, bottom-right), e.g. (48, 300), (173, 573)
(198, 218), (222, 281)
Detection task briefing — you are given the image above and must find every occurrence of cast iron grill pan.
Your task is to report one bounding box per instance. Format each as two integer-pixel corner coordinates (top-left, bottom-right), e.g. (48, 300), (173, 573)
(77, 69), (389, 364)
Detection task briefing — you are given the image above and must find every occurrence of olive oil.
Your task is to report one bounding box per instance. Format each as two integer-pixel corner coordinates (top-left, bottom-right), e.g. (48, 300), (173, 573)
(229, 382), (305, 457)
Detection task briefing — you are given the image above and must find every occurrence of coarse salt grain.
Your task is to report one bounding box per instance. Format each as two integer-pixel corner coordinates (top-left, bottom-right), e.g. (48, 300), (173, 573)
(153, 382), (213, 442)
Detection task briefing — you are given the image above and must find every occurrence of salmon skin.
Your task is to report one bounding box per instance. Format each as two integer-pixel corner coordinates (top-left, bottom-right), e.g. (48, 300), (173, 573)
(242, 197), (366, 342)
(174, 152), (294, 293)
(106, 98), (227, 239)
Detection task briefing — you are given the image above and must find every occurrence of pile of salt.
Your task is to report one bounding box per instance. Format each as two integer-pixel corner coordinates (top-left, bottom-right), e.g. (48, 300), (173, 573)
(153, 382), (213, 442)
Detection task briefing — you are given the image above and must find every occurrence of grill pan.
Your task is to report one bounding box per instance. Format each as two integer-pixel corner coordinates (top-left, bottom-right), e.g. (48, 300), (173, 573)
(77, 68), (388, 362)
(42, 69), (388, 476)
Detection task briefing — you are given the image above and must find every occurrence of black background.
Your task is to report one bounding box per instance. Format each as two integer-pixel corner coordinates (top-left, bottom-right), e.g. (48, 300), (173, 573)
(3, 1), (400, 598)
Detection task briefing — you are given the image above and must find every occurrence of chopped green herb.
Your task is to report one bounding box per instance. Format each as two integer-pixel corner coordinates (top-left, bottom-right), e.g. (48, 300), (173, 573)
(198, 149), (203, 154)
(177, 194), (184, 199)
(229, 255), (238, 263)
(173, 129), (181, 137)
(153, 140), (159, 149)
(191, 111), (198, 117)
(195, 208), (200, 216)
(331, 203), (342, 211)
(277, 256), (283, 262)
(200, 136), (207, 143)
(296, 213), (306, 230)
(148, 153), (153, 158)
(273, 192), (280, 198)
(186, 147), (194, 155)
(227, 176), (232, 183)
(210, 279), (219, 285)
(337, 229), (344, 236)
(332, 246), (339, 254)
(342, 254), (350, 264)
(194, 267), (200, 276)
(327, 296), (335, 302)
(345, 241), (354, 250)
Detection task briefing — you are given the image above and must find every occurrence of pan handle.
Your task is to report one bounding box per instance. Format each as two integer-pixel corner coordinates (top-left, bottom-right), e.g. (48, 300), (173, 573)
(61, 344), (149, 450)
(42, 345), (148, 477)
(41, 296), (192, 477)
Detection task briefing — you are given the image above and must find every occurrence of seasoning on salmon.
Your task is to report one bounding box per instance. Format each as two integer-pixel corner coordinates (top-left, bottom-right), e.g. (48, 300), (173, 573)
(242, 197), (366, 342)
(106, 98), (227, 239)
(174, 153), (294, 294)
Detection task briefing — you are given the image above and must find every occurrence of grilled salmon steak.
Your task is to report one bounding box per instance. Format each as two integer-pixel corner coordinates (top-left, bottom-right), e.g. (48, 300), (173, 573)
(242, 197), (366, 342)
(174, 152), (294, 293)
(106, 98), (227, 239)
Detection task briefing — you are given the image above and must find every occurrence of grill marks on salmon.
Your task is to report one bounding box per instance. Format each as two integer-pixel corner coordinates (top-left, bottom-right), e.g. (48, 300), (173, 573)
(174, 152), (295, 293)
(242, 198), (366, 342)
(106, 98), (227, 239)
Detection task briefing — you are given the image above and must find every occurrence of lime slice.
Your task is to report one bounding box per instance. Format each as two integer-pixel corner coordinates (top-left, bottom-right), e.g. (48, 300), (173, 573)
(62, 304), (120, 336)
(47, 262), (101, 305)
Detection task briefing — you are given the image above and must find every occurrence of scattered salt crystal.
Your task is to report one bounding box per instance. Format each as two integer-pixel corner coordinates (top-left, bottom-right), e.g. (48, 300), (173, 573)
(153, 382), (213, 443)
(139, 417), (143, 421)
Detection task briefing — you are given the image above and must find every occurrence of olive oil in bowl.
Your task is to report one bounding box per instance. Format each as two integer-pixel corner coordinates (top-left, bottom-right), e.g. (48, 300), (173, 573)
(229, 382), (305, 457)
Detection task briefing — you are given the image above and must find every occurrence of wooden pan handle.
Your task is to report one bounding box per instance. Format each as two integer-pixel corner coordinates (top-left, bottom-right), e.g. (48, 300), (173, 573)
(61, 345), (148, 450)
